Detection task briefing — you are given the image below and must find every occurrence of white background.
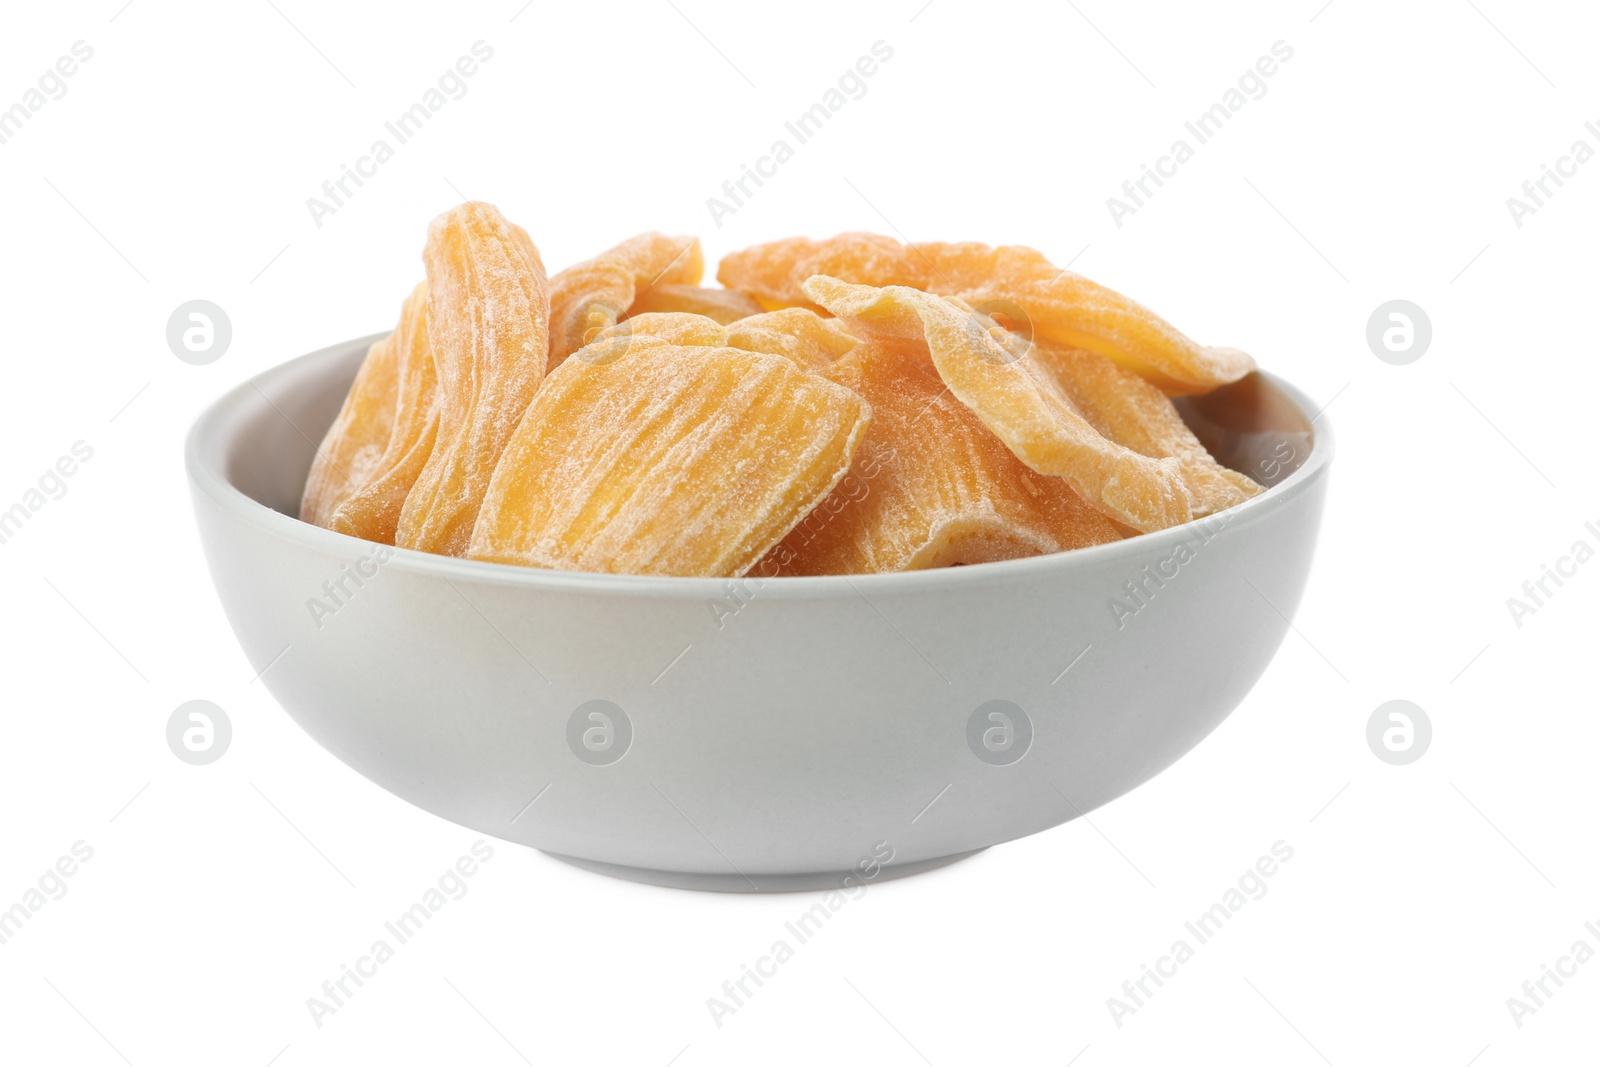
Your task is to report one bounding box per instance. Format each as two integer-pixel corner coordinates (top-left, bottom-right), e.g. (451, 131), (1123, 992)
(2, 1), (1596, 1063)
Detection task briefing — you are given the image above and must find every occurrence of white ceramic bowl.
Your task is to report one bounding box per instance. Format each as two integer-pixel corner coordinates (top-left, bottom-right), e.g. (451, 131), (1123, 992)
(187, 335), (1332, 891)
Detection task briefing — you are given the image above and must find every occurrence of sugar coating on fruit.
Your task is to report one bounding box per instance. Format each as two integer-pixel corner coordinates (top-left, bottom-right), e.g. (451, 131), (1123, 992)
(761, 340), (1124, 576)
(547, 233), (703, 371)
(717, 232), (908, 310)
(592, 312), (729, 349)
(574, 308), (855, 371)
(308, 281), (442, 544)
(628, 283), (762, 324)
(719, 234), (1253, 394)
(307, 210), (1272, 577)
(726, 308), (859, 368)
(395, 202), (550, 556)
(467, 343), (871, 576)
(570, 313), (729, 368)
(804, 274), (1194, 533)
(301, 319), (403, 529)
(1029, 339), (1261, 516)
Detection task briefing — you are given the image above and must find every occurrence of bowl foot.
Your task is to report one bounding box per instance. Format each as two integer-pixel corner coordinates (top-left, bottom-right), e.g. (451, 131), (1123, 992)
(540, 848), (988, 893)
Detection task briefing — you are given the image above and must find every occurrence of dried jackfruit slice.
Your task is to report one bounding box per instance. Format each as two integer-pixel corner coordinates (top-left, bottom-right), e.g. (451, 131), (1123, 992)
(300, 318), (402, 530)
(395, 202), (550, 557)
(1030, 339), (1261, 516)
(804, 275), (1192, 533)
(718, 234), (1252, 394)
(717, 232), (908, 311)
(925, 244), (1255, 396)
(590, 312), (729, 350)
(547, 233), (703, 371)
(310, 282), (442, 544)
(761, 340), (1124, 576)
(627, 283), (762, 324)
(576, 308), (855, 371)
(726, 308), (859, 369)
(467, 343), (871, 576)
(573, 313), (729, 368)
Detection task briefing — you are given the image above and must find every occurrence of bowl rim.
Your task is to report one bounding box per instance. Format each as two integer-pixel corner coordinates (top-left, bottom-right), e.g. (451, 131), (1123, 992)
(186, 332), (1335, 599)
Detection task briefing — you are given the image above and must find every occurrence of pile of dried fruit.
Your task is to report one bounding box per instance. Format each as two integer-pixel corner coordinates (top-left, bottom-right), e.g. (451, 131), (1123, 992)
(301, 202), (1262, 577)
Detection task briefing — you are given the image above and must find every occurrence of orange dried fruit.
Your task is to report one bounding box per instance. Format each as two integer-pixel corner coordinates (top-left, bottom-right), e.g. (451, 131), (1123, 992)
(547, 233), (703, 371)
(572, 313), (729, 368)
(318, 281), (440, 543)
(726, 308), (859, 369)
(300, 314), (403, 530)
(577, 309), (856, 372)
(717, 232), (907, 311)
(627, 283), (762, 324)
(761, 340), (1124, 576)
(395, 202), (550, 557)
(719, 234), (1252, 394)
(928, 244), (1255, 396)
(307, 213), (1273, 577)
(1031, 339), (1261, 516)
(804, 274), (1193, 533)
(589, 312), (729, 350)
(467, 344), (871, 576)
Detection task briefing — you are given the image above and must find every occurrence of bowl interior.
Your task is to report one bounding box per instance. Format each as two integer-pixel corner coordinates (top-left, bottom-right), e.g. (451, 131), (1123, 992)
(225, 338), (376, 517)
(1173, 374), (1315, 490)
